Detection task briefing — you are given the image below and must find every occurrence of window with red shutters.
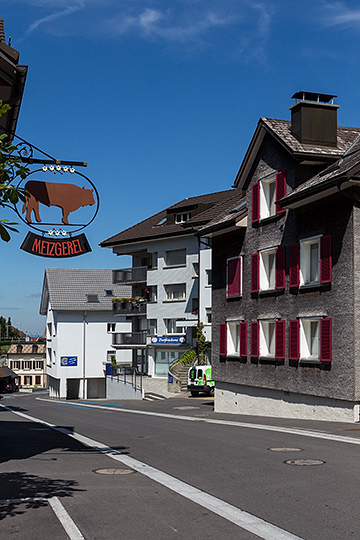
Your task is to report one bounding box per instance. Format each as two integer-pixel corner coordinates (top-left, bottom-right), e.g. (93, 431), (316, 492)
(275, 246), (286, 289)
(35, 376), (41, 385)
(252, 182), (260, 224)
(289, 320), (299, 360)
(251, 253), (259, 293)
(275, 320), (285, 359)
(275, 171), (287, 215)
(320, 318), (332, 362)
(320, 235), (332, 284)
(219, 323), (227, 357)
(239, 322), (248, 357)
(251, 321), (259, 357)
(289, 243), (300, 287)
(227, 257), (242, 297)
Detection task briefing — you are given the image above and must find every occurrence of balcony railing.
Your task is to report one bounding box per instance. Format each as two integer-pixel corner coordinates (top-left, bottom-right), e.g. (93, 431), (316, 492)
(112, 301), (147, 316)
(113, 266), (147, 284)
(112, 332), (147, 346)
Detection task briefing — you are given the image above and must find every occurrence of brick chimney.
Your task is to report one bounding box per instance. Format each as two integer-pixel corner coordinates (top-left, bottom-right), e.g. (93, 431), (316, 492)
(289, 91), (339, 147)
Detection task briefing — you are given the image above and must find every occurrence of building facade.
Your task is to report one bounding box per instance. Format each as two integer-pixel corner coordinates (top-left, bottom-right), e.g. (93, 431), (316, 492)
(40, 268), (132, 399)
(7, 340), (46, 388)
(206, 92), (360, 422)
(101, 190), (237, 376)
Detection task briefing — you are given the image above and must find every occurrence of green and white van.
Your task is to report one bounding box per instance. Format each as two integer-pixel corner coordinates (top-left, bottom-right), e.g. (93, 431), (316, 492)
(187, 365), (214, 397)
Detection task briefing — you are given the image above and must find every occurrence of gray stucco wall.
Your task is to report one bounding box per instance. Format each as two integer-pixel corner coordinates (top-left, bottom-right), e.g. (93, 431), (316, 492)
(212, 134), (357, 402)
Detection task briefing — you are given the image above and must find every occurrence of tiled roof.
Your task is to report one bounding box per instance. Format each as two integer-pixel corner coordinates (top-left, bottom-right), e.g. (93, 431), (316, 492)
(198, 190), (247, 234)
(7, 343), (46, 354)
(0, 366), (17, 379)
(40, 268), (131, 314)
(100, 189), (237, 247)
(262, 118), (360, 157)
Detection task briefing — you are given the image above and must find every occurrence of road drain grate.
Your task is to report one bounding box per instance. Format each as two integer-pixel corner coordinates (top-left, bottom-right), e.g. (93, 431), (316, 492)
(93, 468), (136, 475)
(284, 459), (325, 466)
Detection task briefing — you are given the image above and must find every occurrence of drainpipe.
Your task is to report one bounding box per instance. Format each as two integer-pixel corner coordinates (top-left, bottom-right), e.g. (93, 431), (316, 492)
(82, 311), (87, 399)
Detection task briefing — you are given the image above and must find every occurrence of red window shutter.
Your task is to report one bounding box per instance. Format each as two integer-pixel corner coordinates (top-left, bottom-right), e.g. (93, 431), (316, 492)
(275, 320), (285, 359)
(219, 323), (227, 356)
(239, 322), (248, 357)
(251, 321), (259, 357)
(289, 243), (300, 287)
(320, 235), (332, 284)
(227, 258), (241, 296)
(252, 182), (260, 224)
(35, 376), (41, 385)
(276, 171), (287, 214)
(251, 253), (259, 293)
(289, 320), (299, 360)
(275, 246), (286, 289)
(320, 318), (332, 362)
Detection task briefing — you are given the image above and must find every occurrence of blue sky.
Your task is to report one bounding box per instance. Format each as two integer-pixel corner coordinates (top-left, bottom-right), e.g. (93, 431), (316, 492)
(1, 0), (360, 335)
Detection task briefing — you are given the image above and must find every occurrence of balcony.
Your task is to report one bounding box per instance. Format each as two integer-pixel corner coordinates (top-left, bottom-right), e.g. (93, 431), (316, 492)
(113, 267), (147, 284)
(112, 332), (147, 347)
(112, 300), (147, 316)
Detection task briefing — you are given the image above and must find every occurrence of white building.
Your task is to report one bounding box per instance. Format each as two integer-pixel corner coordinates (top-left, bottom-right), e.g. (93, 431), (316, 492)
(7, 340), (46, 389)
(101, 190), (237, 377)
(40, 268), (132, 399)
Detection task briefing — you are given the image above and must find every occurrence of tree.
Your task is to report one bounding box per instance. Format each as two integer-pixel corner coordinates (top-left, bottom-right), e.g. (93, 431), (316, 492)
(196, 322), (211, 365)
(0, 100), (30, 241)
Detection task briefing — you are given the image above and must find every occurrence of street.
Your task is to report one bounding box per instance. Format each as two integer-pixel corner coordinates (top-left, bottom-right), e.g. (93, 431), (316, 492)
(1, 392), (360, 540)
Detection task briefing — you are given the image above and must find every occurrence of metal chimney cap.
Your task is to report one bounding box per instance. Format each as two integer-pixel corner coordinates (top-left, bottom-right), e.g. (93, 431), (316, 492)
(291, 91), (337, 103)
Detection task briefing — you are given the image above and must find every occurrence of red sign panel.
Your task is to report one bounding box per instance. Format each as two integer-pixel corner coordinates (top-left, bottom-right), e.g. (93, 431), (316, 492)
(20, 232), (91, 258)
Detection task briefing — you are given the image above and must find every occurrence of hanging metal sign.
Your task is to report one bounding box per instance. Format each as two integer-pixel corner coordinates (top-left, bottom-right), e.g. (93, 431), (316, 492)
(15, 164), (99, 258)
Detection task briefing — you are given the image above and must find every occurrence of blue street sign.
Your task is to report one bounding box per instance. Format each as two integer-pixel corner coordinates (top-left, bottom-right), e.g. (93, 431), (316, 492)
(60, 356), (78, 366)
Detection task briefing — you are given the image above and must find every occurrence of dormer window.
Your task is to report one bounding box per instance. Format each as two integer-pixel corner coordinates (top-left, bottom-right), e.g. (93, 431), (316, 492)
(175, 213), (190, 223)
(252, 171), (286, 223)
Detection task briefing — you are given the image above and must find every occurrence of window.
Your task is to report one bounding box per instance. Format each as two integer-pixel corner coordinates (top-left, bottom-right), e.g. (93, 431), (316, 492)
(47, 322), (52, 337)
(47, 347), (52, 366)
(24, 376), (32, 386)
(148, 319), (157, 335)
(107, 350), (116, 362)
(259, 320), (276, 357)
(252, 247), (285, 292)
(145, 285), (157, 302)
(227, 323), (240, 355)
(87, 294), (99, 303)
(253, 320), (285, 358)
(227, 257), (242, 297)
(206, 269), (212, 286)
(165, 249), (186, 267)
(175, 213), (190, 223)
(192, 262), (199, 277)
(17, 344), (22, 354)
(35, 376), (41, 385)
(290, 318), (332, 362)
(34, 361), (43, 370)
(164, 319), (186, 334)
(290, 235), (332, 287)
(220, 322), (247, 358)
(164, 284), (186, 301)
(207, 312), (212, 324)
(252, 171), (287, 223)
(11, 360), (19, 370)
(32, 344), (38, 354)
(24, 360), (31, 370)
(107, 323), (116, 333)
(105, 289), (113, 296)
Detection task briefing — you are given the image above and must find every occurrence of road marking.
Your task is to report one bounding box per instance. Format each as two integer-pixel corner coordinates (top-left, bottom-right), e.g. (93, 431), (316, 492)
(36, 397), (360, 446)
(0, 496), (84, 540)
(3, 405), (303, 540)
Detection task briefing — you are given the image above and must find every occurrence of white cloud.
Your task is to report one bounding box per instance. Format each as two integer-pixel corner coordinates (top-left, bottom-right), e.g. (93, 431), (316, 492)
(25, 0), (85, 36)
(323, 1), (360, 27)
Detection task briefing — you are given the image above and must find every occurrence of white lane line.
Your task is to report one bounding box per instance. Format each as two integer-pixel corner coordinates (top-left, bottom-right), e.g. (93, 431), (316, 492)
(48, 497), (85, 540)
(0, 496), (84, 540)
(36, 397), (360, 446)
(3, 405), (303, 540)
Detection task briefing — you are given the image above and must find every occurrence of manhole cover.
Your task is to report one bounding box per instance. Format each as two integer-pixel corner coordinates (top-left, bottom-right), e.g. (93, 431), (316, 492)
(284, 459), (325, 466)
(269, 447), (303, 452)
(93, 468), (136, 475)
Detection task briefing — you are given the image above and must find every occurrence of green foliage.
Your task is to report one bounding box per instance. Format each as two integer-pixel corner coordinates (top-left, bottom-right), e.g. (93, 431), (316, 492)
(196, 322), (211, 365)
(0, 100), (30, 242)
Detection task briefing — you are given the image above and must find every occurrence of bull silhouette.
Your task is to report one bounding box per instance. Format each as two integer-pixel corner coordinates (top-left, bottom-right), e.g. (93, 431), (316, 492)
(22, 180), (95, 225)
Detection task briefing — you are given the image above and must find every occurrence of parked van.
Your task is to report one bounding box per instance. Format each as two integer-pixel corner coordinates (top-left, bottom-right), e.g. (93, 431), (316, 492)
(187, 365), (214, 396)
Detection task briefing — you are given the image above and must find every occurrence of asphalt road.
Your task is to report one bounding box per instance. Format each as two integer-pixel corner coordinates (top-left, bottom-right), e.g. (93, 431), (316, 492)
(1, 391), (360, 540)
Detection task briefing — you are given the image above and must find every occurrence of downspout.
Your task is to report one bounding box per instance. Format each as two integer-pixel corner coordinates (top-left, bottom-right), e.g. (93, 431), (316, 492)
(83, 311), (87, 399)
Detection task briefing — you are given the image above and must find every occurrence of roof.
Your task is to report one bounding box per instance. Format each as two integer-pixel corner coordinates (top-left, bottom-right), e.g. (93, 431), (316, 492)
(234, 117), (360, 190)
(280, 137), (360, 207)
(100, 189), (237, 248)
(0, 366), (17, 379)
(40, 268), (131, 315)
(7, 342), (46, 354)
(198, 190), (247, 235)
